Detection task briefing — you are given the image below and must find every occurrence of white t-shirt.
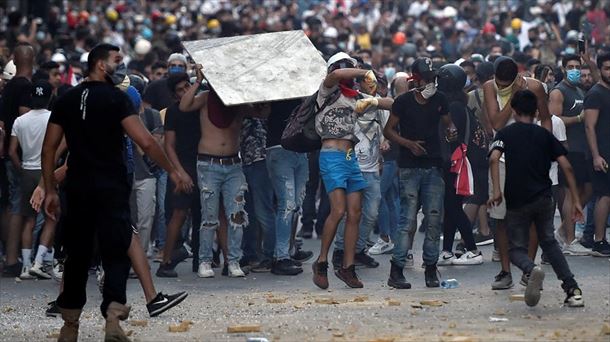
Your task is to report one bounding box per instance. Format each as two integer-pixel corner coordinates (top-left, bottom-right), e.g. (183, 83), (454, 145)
(354, 96), (385, 173)
(11, 109), (51, 170)
(537, 115), (567, 185)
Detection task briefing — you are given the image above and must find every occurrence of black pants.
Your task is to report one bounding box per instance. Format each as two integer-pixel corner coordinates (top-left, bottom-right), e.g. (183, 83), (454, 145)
(506, 195), (577, 291)
(443, 170), (476, 251)
(57, 179), (132, 317)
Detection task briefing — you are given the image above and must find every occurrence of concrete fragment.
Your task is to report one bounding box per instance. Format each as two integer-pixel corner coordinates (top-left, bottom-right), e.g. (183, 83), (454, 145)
(46, 331), (60, 338)
(169, 320), (193, 333)
(227, 324), (262, 333)
(420, 300), (444, 307)
(315, 298), (339, 305)
(510, 294), (525, 302)
(387, 300), (401, 306)
(129, 320), (148, 327)
(267, 298), (286, 304)
(353, 296), (368, 302)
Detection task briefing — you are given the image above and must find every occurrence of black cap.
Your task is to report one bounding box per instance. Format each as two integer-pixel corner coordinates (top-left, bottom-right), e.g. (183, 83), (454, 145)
(411, 57), (437, 82)
(31, 80), (52, 109)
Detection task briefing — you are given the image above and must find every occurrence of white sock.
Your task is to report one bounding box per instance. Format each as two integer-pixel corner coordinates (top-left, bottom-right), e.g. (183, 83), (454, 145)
(43, 248), (54, 263)
(22, 249), (32, 268)
(35, 245), (48, 266)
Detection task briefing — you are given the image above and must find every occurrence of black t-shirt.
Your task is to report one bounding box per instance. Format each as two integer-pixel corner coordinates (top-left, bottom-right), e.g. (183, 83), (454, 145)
(164, 102), (200, 173)
(267, 99), (301, 148)
(391, 91), (448, 168)
(142, 79), (173, 111)
(49, 81), (135, 184)
(491, 122), (567, 210)
(0, 76), (32, 149)
(583, 83), (610, 160)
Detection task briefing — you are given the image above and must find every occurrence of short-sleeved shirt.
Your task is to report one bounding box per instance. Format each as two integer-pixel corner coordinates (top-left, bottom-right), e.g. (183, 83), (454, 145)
(164, 102), (200, 175)
(240, 117), (267, 165)
(11, 109), (51, 170)
(537, 115), (567, 185)
(134, 108), (164, 180)
(315, 83), (359, 143)
(0, 76), (32, 150)
(142, 78), (173, 111)
(49, 81), (135, 184)
(490, 122), (567, 210)
(583, 83), (610, 161)
(391, 91), (449, 168)
(355, 94), (384, 173)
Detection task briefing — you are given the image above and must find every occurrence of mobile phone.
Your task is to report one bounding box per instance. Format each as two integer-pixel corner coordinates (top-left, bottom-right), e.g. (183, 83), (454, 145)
(578, 39), (585, 54)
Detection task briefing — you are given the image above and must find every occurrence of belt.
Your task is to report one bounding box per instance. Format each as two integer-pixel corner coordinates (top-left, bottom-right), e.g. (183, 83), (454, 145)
(197, 154), (241, 165)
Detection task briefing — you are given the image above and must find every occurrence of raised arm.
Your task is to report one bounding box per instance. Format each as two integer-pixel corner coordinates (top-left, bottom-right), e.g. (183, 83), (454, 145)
(179, 64), (208, 112)
(324, 68), (369, 88)
(483, 80), (514, 131)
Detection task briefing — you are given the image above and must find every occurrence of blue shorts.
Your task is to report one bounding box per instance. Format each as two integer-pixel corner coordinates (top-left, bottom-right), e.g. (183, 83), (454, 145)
(319, 148), (367, 194)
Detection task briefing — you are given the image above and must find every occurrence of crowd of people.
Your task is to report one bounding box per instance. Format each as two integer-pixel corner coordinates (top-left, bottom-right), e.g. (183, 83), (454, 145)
(1, 1), (610, 341)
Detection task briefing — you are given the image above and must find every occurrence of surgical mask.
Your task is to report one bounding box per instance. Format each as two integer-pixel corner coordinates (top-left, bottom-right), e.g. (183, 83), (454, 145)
(566, 69), (581, 84)
(419, 82), (437, 99)
(385, 67), (396, 81)
(565, 47), (576, 54)
(105, 62), (127, 86)
(168, 65), (186, 74)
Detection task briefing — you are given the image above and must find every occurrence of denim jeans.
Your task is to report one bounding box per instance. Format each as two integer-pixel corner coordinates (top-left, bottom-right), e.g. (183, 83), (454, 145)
(243, 160), (276, 261)
(154, 171), (167, 248)
(335, 171), (381, 252)
(506, 195), (577, 290)
(378, 160), (399, 238)
(392, 167), (444, 267)
(197, 160), (248, 263)
(267, 148), (308, 260)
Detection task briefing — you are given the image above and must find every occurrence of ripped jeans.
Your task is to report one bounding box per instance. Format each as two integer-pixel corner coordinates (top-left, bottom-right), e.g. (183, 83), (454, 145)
(197, 160), (248, 263)
(266, 147), (308, 260)
(392, 167), (444, 267)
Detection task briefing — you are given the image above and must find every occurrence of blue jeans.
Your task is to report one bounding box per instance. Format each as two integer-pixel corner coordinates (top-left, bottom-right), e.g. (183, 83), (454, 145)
(154, 171), (167, 248)
(392, 167), (444, 267)
(197, 160), (248, 263)
(267, 148), (308, 259)
(243, 160), (276, 261)
(379, 160), (399, 238)
(335, 171), (381, 252)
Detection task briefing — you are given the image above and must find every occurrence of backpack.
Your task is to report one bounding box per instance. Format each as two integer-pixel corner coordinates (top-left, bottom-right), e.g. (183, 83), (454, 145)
(281, 88), (341, 153)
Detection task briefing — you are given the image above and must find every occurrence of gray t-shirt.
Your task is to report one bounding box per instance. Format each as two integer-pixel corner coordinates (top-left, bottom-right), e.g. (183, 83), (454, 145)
(315, 82), (359, 143)
(134, 108), (163, 180)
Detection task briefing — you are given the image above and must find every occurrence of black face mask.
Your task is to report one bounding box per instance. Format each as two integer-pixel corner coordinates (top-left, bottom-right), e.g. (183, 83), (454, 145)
(105, 62), (127, 86)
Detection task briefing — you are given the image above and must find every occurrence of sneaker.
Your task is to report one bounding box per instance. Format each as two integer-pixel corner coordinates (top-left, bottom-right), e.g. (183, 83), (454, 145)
(579, 236), (594, 249)
(452, 250), (483, 265)
(197, 262), (214, 278)
(29, 263), (52, 279)
(332, 249), (343, 269)
(437, 251), (456, 266)
(525, 266), (545, 307)
(491, 270), (513, 290)
(520, 272), (543, 290)
(52, 260), (64, 280)
(169, 246), (189, 268)
(368, 238), (394, 255)
(153, 251), (164, 263)
(563, 239), (592, 256)
(335, 264), (363, 288)
(271, 259), (303, 276)
(312, 260), (329, 289)
(146, 291), (188, 317)
(540, 253), (550, 265)
(182, 242), (193, 258)
(564, 287), (584, 307)
(354, 251), (379, 268)
(424, 264), (440, 287)
(405, 252), (414, 269)
(228, 261), (245, 277)
(474, 232), (494, 246)
(454, 242), (466, 258)
(491, 249), (501, 262)
(251, 259), (272, 273)
(156, 263), (178, 278)
(19, 266), (35, 280)
(591, 240), (610, 257)
(1, 262), (22, 278)
(291, 249), (314, 263)
(46, 301), (60, 318)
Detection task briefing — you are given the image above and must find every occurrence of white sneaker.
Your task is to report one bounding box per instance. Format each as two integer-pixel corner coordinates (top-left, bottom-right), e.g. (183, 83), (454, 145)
(29, 262), (52, 279)
(52, 260), (63, 280)
(437, 251), (455, 266)
(405, 252), (414, 268)
(197, 262), (214, 278)
(452, 250), (484, 265)
(228, 261), (245, 277)
(562, 239), (591, 256)
(19, 266), (35, 280)
(368, 238), (394, 255)
(492, 250), (501, 262)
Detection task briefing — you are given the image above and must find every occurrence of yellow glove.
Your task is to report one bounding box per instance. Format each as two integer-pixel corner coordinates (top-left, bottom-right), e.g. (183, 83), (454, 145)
(355, 97), (379, 114)
(363, 70), (377, 93)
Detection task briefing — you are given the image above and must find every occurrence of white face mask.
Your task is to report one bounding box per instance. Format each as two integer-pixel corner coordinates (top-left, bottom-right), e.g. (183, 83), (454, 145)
(420, 81), (437, 99)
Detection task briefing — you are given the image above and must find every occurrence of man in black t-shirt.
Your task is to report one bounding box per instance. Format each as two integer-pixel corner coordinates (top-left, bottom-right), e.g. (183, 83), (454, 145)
(583, 52), (610, 257)
(42, 44), (190, 341)
(384, 57), (457, 289)
(142, 53), (188, 111)
(489, 90), (584, 309)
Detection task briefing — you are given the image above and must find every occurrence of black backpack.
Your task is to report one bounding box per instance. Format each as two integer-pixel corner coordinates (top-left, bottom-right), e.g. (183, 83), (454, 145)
(281, 88), (341, 153)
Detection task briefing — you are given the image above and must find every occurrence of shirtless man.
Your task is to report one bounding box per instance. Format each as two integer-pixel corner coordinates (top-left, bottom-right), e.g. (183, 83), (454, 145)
(483, 56), (551, 290)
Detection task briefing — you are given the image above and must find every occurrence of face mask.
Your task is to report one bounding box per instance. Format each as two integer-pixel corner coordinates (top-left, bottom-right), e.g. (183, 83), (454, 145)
(385, 67), (396, 81)
(105, 62), (127, 86)
(566, 69), (581, 84)
(495, 77), (516, 108)
(419, 81), (437, 99)
(168, 65), (186, 74)
(565, 47), (576, 54)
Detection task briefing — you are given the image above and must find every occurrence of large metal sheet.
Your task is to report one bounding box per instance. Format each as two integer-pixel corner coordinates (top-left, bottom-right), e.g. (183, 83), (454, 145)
(182, 30), (327, 106)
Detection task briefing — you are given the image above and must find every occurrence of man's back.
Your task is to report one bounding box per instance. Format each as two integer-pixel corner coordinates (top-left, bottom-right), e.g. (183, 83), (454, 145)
(11, 108), (50, 169)
(1, 76), (31, 149)
(49, 81), (134, 180)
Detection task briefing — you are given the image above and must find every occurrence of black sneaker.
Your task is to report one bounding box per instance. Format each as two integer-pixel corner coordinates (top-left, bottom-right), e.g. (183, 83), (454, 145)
(474, 232), (494, 246)
(45, 301), (60, 318)
(168, 246), (189, 269)
(354, 251), (379, 268)
(564, 287), (584, 307)
(591, 239), (610, 257)
(332, 249), (343, 269)
(146, 291), (188, 317)
(251, 259), (272, 273)
(491, 270), (513, 290)
(291, 249), (314, 263)
(271, 259), (303, 276)
(156, 263), (178, 278)
(2, 262), (22, 278)
(424, 264), (440, 287)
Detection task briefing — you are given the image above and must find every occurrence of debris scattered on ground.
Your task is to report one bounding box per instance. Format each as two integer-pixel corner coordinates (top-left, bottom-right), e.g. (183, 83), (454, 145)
(601, 322), (610, 335)
(420, 300), (444, 307)
(315, 298), (340, 305)
(387, 300), (401, 306)
(353, 296), (368, 302)
(46, 331), (60, 338)
(129, 320), (148, 327)
(227, 324), (262, 333)
(169, 320), (194, 333)
(509, 294), (525, 302)
(266, 298), (286, 304)
(488, 317), (509, 322)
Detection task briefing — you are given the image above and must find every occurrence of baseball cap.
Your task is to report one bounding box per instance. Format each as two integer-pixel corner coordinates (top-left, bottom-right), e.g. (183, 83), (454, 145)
(167, 53), (187, 65)
(326, 52), (357, 70)
(411, 57), (437, 82)
(31, 80), (53, 109)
